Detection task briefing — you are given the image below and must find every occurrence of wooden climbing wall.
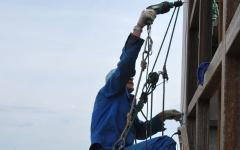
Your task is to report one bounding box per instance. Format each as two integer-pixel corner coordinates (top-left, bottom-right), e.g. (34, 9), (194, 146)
(181, 0), (240, 149)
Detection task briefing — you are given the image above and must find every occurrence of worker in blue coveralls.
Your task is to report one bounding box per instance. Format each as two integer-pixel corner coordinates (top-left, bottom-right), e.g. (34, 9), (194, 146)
(90, 9), (182, 150)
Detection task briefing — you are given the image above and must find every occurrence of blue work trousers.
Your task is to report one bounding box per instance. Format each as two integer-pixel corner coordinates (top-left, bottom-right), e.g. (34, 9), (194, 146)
(125, 136), (176, 150)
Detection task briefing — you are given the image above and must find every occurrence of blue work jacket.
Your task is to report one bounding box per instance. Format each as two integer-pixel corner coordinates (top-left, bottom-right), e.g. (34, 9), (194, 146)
(91, 34), (164, 149)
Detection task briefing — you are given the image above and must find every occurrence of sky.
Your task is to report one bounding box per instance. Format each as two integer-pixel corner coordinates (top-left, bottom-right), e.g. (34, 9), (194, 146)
(0, 0), (183, 149)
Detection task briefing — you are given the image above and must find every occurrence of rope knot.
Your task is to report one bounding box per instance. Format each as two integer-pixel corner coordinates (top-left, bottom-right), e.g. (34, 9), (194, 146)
(141, 60), (147, 71)
(160, 66), (169, 80)
(140, 92), (148, 103)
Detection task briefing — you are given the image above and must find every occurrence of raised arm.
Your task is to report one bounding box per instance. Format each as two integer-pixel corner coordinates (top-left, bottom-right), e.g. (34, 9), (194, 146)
(103, 9), (156, 97)
(103, 34), (144, 97)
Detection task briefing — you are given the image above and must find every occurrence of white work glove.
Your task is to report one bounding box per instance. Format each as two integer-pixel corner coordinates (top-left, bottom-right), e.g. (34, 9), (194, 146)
(137, 9), (156, 28)
(162, 109), (182, 121)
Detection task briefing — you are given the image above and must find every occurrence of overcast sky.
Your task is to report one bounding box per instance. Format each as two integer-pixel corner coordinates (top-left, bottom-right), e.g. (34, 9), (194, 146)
(0, 0), (183, 149)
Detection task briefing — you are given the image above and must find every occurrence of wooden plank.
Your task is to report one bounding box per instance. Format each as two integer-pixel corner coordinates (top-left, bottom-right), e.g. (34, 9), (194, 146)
(178, 125), (190, 150)
(220, 1), (227, 149)
(196, 100), (209, 150)
(198, 0), (212, 63)
(220, 53), (240, 150)
(189, 0), (199, 29)
(187, 117), (196, 150)
(218, 0), (224, 42)
(209, 89), (220, 125)
(226, 3), (240, 55)
(209, 89), (220, 150)
(187, 86), (201, 116)
(181, 0), (190, 124)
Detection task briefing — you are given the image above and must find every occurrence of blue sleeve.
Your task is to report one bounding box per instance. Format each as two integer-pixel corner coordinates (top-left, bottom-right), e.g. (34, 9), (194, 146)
(103, 34), (144, 97)
(134, 115), (165, 140)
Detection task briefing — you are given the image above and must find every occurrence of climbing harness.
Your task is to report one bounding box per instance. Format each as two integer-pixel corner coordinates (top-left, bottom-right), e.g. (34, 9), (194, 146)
(113, 1), (183, 149)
